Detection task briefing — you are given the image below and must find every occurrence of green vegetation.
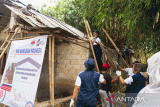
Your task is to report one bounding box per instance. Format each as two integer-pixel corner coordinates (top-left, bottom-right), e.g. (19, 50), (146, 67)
(37, 0), (160, 63)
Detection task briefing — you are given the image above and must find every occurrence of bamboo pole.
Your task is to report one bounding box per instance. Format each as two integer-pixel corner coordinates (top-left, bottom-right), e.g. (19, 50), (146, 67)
(86, 20), (93, 38)
(0, 34), (11, 49)
(102, 28), (129, 67)
(49, 37), (53, 106)
(0, 27), (20, 59)
(83, 17), (100, 73)
(51, 35), (55, 106)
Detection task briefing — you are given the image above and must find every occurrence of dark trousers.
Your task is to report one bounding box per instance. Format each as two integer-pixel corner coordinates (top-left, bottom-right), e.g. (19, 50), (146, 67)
(93, 45), (102, 71)
(76, 99), (97, 107)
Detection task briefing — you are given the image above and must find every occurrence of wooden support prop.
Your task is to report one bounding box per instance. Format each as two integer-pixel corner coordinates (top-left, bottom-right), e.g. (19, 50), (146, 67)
(51, 35), (55, 106)
(102, 28), (129, 67)
(49, 37), (53, 106)
(22, 30), (60, 34)
(0, 27), (20, 59)
(20, 28), (23, 38)
(0, 54), (4, 74)
(83, 17), (100, 73)
(0, 34), (11, 49)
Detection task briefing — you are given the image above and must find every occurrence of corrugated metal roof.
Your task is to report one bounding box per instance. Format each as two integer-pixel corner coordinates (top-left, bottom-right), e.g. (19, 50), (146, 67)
(1, 0), (86, 39)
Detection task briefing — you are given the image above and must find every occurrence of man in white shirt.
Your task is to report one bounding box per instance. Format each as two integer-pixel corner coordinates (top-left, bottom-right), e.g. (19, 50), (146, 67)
(70, 58), (106, 107)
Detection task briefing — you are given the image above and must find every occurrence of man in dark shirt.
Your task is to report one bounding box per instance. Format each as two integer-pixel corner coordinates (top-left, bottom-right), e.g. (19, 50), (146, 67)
(99, 63), (119, 107)
(11, 4), (33, 32)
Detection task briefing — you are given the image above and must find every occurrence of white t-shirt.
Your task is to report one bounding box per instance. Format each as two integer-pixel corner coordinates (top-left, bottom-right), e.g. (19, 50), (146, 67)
(124, 76), (133, 84)
(124, 72), (144, 84)
(91, 37), (101, 45)
(75, 73), (104, 86)
(125, 68), (134, 76)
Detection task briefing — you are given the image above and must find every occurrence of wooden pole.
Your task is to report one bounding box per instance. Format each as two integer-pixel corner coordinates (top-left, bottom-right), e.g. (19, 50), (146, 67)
(83, 17), (100, 73)
(51, 35), (55, 106)
(0, 34), (11, 49)
(0, 54), (4, 74)
(0, 27), (20, 59)
(49, 37), (53, 106)
(86, 20), (93, 38)
(102, 28), (129, 67)
(20, 28), (23, 38)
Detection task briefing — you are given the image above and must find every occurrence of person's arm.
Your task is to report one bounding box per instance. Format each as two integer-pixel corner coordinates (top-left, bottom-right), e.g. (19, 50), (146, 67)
(85, 37), (89, 39)
(117, 65), (126, 72)
(102, 79), (106, 84)
(119, 76), (133, 85)
(95, 38), (101, 45)
(119, 76), (127, 84)
(71, 85), (80, 100)
(99, 74), (106, 84)
(111, 75), (119, 84)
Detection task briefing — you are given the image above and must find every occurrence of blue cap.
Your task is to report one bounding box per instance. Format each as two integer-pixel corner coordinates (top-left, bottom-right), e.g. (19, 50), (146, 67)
(93, 31), (99, 35)
(84, 58), (95, 70)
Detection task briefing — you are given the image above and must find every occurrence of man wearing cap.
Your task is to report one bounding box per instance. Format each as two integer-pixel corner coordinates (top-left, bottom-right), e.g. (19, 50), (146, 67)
(117, 62), (146, 107)
(86, 31), (103, 71)
(11, 4), (33, 32)
(99, 63), (119, 107)
(70, 58), (106, 107)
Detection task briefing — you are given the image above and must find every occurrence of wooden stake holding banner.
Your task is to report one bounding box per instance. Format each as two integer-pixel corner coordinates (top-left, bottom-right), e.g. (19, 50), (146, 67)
(83, 17), (100, 73)
(102, 28), (129, 67)
(49, 36), (55, 107)
(49, 37), (52, 106)
(51, 35), (55, 106)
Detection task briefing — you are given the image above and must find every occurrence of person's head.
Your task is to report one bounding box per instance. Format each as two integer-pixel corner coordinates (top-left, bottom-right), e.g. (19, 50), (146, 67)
(27, 4), (32, 10)
(84, 58), (95, 70)
(102, 63), (111, 73)
(93, 31), (99, 37)
(132, 61), (140, 74)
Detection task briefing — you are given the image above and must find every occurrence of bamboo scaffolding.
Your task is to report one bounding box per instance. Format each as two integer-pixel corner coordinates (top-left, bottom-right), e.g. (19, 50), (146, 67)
(0, 34), (11, 49)
(0, 27), (20, 59)
(102, 28), (129, 67)
(83, 17), (100, 73)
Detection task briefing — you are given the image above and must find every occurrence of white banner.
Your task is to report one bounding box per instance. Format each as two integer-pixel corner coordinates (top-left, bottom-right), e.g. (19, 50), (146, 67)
(0, 35), (48, 107)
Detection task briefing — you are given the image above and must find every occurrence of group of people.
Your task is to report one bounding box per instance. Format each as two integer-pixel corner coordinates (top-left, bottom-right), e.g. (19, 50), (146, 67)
(70, 58), (147, 107)
(69, 30), (159, 107)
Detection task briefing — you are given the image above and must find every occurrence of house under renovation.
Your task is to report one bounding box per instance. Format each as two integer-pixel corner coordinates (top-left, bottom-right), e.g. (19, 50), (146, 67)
(0, 0), (91, 106)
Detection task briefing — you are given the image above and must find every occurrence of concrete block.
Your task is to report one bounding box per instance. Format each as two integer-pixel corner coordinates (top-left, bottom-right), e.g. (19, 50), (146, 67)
(73, 65), (80, 70)
(71, 60), (80, 65)
(66, 64), (73, 69)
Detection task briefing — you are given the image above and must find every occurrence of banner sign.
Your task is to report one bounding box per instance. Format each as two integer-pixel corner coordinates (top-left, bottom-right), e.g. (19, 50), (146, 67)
(0, 35), (48, 107)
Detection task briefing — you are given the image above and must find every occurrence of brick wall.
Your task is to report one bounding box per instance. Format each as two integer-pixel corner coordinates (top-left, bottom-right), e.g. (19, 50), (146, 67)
(54, 41), (89, 98)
